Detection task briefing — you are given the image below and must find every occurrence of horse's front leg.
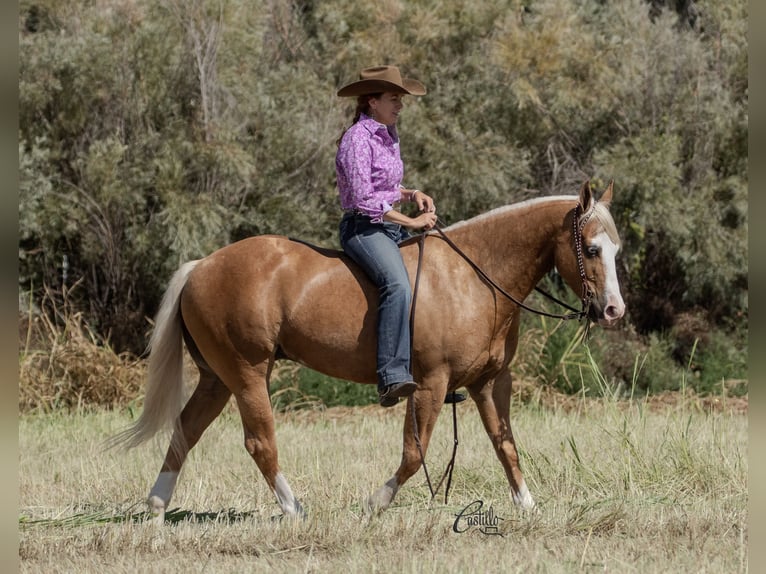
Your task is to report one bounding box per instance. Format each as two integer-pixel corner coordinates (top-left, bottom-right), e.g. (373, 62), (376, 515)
(367, 380), (447, 513)
(467, 370), (536, 510)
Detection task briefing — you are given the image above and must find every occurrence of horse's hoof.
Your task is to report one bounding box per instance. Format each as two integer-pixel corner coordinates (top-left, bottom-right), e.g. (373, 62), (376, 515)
(147, 495), (166, 524)
(364, 495), (385, 517)
(272, 499), (307, 521)
(366, 476), (398, 515)
(292, 500), (308, 520)
(512, 485), (537, 511)
(275, 514), (307, 522)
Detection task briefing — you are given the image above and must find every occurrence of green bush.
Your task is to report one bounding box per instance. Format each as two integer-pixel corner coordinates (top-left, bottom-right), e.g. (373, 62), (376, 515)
(270, 363), (378, 411)
(682, 330), (747, 397)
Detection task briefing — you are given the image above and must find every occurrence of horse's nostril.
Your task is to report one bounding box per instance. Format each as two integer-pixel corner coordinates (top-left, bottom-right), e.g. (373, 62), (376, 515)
(605, 304), (624, 321)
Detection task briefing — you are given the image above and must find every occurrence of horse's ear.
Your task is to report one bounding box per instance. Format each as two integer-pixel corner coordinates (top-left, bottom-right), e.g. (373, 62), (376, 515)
(599, 180), (614, 206)
(578, 180), (593, 210)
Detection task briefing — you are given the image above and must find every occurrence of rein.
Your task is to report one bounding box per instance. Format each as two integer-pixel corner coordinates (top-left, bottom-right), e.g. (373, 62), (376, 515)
(431, 207), (594, 321)
(407, 203), (595, 505)
(409, 234), (459, 504)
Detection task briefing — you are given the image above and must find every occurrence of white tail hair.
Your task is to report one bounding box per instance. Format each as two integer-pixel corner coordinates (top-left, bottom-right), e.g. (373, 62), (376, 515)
(109, 260), (200, 454)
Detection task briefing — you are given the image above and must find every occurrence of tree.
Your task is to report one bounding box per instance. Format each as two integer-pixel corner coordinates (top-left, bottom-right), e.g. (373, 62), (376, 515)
(19, 0), (747, 382)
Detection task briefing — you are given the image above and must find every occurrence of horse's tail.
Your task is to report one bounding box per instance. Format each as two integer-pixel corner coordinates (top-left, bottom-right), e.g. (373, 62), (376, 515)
(109, 260), (200, 454)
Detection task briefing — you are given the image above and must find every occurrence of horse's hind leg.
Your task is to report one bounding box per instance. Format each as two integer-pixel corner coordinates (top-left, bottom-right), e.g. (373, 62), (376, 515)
(148, 370), (231, 520)
(467, 370), (536, 510)
(233, 362), (305, 518)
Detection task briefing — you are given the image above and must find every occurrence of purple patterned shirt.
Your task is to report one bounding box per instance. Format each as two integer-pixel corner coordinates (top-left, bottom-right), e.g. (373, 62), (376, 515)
(336, 114), (404, 223)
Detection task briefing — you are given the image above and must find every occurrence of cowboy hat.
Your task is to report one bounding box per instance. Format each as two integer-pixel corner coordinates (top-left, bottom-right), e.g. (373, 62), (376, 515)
(337, 65), (427, 97)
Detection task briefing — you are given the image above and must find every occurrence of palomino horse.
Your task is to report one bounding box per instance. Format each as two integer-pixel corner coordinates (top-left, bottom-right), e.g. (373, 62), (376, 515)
(115, 180), (624, 519)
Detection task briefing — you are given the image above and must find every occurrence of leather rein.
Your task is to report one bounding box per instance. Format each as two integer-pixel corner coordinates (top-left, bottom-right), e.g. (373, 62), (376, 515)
(430, 203), (595, 321)
(408, 203), (596, 504)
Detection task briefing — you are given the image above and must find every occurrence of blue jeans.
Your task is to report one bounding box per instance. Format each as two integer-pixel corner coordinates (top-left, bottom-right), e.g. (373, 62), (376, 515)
(339, 213), (413, 390)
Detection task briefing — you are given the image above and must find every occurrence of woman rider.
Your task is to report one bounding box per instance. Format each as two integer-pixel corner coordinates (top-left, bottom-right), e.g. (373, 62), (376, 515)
(335, 65), (437, 407)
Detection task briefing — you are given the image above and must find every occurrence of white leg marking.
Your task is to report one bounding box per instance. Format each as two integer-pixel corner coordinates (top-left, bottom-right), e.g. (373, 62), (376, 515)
(366, 476), (399, 514)
(512, 480), (536, 510)
(147, 471), (178, 521)
(273, 472), (304, 518)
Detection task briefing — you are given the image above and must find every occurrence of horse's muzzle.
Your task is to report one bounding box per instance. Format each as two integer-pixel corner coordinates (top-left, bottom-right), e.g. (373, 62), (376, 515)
(590, 296), (625, 327)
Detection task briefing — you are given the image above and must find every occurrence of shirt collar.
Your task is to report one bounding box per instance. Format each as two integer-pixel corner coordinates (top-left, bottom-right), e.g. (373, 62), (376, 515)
(358, 113), (399, 142)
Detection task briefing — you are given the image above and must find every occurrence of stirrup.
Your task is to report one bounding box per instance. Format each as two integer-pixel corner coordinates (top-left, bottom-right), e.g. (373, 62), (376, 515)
(378, 381), (417, 407)
(444, 391), (466, 404)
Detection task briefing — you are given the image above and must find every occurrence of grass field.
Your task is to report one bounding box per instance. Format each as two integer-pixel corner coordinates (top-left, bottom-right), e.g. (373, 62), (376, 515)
(19, 395), (747, 573)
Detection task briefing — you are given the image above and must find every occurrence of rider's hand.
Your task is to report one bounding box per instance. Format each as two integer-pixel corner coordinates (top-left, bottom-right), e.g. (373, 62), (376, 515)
(413, 190), (436, 214)
(413, 211), (438, 231)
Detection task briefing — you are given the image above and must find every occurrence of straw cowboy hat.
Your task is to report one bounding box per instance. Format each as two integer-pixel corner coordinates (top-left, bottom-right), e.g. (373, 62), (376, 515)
(337, 65), (427, 97)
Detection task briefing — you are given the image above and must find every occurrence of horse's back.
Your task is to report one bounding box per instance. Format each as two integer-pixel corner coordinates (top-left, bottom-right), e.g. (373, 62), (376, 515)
(182, 234), (366, 318)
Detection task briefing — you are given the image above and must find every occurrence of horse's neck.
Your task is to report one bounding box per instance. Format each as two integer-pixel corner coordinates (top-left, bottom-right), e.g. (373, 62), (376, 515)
(445, 199), (572, 298)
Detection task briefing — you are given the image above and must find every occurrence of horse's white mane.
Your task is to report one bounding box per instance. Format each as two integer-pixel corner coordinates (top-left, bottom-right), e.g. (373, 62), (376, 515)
(444, 195), (576, 231)
(444, 195), (620, 245)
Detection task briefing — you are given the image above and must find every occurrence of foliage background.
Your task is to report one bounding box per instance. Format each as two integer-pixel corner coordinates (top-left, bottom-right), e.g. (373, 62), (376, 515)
(18, 0), (748, 406)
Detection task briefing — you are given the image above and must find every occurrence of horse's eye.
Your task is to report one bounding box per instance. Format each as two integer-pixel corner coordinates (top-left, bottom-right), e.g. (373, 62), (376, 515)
(586, 245), (600, 258)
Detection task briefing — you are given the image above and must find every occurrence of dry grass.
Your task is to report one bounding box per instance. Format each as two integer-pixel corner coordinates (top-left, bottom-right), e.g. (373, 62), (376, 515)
(19, 395), (747, 573)
(18, 298), (146, 413)
(17, 303), (748, 571)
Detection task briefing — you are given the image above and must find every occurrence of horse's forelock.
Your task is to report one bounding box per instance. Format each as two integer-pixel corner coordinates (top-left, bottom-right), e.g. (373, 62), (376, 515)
(591, 203), (621, 247)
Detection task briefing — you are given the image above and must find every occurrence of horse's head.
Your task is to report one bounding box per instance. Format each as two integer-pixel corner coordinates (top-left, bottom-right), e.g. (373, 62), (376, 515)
(555, 180), (625, 327)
